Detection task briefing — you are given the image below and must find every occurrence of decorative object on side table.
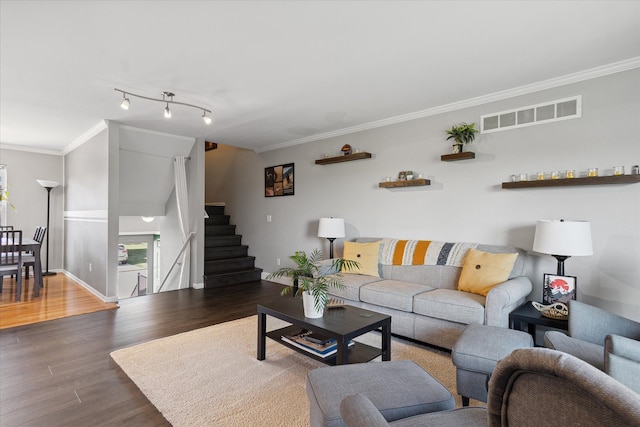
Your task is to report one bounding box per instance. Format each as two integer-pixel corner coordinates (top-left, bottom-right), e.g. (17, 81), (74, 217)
(542, 274), (576, 305)
(267, 248), (359, 318)
(445, 122), (478, 154)
(531, 301), (569, 320)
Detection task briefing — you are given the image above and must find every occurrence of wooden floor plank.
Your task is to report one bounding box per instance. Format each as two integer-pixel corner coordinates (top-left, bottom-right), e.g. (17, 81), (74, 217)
(0, 278), (286, 425)
(0, 274), (118, 329)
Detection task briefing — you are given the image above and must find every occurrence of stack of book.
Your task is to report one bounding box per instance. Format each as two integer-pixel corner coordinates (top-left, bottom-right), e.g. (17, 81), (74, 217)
(281, 329), (354, 358)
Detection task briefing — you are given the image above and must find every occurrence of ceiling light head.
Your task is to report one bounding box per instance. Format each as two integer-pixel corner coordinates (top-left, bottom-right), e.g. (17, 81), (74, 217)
(202, 111), (212, 125)
(164, 104), (172, 118)
(120, 93), (130, 110)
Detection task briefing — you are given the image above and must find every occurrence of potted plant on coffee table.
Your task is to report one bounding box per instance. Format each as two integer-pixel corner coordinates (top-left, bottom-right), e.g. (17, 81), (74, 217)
(267, 248), (359, 318)
(445, 122), (479, 153)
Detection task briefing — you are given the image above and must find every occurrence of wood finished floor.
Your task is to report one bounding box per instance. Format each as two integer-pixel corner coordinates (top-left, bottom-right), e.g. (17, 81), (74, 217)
(0, 275), (118, 329)
(0, 280), (286, 426)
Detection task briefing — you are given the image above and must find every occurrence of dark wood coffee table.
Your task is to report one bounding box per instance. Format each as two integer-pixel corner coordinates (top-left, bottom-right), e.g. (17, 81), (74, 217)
(257, 298), (391, 365)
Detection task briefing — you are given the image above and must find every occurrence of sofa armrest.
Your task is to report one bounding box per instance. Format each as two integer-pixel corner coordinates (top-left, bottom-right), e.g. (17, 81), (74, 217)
(568, 300), (640, 345)
(544, 330), (604, 370)
(484, 276), (532, 327)
(316, 258), (340, 277)
(605, 334), (640, 393)
(340, 394), (390, 427)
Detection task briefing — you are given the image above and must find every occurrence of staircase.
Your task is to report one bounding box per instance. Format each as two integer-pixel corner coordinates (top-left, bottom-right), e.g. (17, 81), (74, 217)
(204, 205), (262, 288)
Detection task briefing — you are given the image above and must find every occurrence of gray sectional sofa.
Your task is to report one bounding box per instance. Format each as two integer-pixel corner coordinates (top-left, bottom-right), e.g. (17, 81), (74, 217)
(323, 238), (532, 350)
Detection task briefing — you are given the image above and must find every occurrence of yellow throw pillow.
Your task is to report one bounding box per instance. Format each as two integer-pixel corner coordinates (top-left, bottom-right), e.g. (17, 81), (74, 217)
(342, 241), (381, 277)
(458, 249), (518, 296)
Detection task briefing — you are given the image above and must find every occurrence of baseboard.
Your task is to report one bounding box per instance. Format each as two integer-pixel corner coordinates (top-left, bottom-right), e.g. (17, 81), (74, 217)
(61, 270), (119, 304)
(192, 282), (204, 289)
(261, 272), (291, 286)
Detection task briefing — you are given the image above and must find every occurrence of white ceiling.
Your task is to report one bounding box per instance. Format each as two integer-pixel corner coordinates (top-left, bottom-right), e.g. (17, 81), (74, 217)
(1, 1), (639, 155)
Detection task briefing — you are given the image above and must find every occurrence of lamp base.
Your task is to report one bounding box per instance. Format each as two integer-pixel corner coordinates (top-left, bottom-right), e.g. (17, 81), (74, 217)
(552, 255), (570, 276)
(327, 237), (336, 259)
(43, 271), (57, 276)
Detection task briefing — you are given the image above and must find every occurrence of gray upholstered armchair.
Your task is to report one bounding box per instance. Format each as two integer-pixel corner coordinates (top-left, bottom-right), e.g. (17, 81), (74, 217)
(339, 348), (640, 427)
(544, 300), (640, 393)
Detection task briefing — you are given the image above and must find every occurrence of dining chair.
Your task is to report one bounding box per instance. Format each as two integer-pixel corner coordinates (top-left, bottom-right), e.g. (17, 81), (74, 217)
(1, 226), (16, 278)
(23, 226), (46, 279)
(0, 229), (23, 301)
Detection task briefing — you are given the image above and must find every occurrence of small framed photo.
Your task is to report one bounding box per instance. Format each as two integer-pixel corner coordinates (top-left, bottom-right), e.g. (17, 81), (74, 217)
(543, 274), (577, 304)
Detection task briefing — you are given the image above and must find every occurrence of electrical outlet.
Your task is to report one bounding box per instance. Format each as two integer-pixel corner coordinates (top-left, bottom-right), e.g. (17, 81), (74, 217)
(89, 263), (92, 272)
(276, 258), (281, 266)
(267, 215), (272, 223)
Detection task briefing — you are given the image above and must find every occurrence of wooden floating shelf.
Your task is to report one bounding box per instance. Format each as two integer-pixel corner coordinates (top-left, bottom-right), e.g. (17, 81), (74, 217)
(315, 152), (372, 165)
(441, 152), (475, 162)
(502, 174), (640, 189)
(379, 178), (431, 188)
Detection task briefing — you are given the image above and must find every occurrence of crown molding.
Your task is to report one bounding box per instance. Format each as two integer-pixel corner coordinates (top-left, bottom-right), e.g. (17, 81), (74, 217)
(118, 123), (196, 142)
(256, 57), (640, 153)
(0, 143), (63, 156)
(62, 120), (108, 155)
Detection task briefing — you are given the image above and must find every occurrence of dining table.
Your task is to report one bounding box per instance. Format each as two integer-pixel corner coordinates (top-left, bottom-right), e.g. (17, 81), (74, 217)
(1, 237), (43, 297)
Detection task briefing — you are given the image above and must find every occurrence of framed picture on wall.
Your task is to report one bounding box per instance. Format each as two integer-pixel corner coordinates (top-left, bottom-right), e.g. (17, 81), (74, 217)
(542, 274), (577, 304)
(265, 163), (294, 197)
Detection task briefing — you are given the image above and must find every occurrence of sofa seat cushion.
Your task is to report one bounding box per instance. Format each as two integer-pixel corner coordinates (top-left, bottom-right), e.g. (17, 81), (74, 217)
(413, 289), (485, 325)
(329, 273), (383, 301)
(307, 360), (454, 427)
(360, 280), (434, 312)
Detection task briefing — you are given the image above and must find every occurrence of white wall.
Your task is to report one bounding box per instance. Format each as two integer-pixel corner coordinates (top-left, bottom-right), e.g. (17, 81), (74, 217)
(0, 148), (63, 271)
(206, 69), (640, 321)
(64, 125), (112, 298)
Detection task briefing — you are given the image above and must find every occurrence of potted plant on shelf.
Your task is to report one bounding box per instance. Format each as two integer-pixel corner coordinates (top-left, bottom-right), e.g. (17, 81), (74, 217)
(267, 249), (359, 318)
(445, 122), (479, 153)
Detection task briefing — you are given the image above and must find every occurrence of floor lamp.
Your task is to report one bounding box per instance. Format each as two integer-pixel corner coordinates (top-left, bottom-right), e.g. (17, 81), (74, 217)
(36, 180), (60, 276)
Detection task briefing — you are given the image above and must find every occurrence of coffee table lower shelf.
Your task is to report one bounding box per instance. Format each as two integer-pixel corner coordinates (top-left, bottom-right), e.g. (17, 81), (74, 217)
(267, 325), (382, 366)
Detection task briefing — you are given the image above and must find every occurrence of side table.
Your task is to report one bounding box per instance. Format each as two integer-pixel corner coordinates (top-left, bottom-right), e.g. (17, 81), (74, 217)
(509, 302), (568, 345)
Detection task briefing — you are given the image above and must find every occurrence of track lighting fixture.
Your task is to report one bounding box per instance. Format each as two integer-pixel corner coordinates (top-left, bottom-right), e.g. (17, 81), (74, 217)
(114, 88), (211, 124)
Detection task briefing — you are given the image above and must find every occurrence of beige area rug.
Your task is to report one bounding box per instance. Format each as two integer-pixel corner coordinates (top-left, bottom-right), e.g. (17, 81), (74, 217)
(111, 315), (474, 426)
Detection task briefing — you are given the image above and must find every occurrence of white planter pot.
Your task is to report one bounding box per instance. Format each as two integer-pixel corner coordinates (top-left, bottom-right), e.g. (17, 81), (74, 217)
(302, 291), (324, 318)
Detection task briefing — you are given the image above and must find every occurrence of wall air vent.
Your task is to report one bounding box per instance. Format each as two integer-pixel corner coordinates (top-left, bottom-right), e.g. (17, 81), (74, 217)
(480, 95), (581, 134)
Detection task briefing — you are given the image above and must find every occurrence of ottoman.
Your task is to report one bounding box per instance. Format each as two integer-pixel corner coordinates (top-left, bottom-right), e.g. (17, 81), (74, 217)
(306, 360), (455, 427)
(452, 323), (533, 406)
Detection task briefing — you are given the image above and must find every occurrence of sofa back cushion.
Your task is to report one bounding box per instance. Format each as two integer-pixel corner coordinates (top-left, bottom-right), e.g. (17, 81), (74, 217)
(457, 249), (519, 296)
(354, 238), (527, 290)
(342, 241), (381, 277)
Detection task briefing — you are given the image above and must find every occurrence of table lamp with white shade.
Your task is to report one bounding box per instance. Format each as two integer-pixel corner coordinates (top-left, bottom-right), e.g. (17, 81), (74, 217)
(532, 219), (593, 276)
(318, 217), (345, 259)
(36, 179), (60, 276)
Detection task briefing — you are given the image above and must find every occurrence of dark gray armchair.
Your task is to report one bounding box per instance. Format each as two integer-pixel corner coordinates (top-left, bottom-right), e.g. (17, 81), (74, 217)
(339, 348), (640, 427)
(544, 300), (640, 393)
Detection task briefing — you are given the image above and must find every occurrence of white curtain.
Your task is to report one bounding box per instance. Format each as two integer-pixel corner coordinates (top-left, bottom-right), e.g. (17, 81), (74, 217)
(174, 156), (190, 289)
